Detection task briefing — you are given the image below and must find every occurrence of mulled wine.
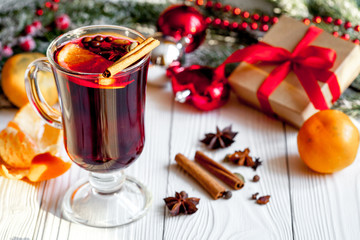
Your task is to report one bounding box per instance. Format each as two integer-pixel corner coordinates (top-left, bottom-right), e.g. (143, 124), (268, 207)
(54, 35), (149, 172)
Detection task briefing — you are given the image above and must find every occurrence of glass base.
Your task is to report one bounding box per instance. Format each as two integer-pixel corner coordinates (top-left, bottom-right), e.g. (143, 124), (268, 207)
(62, 172), (152, 228)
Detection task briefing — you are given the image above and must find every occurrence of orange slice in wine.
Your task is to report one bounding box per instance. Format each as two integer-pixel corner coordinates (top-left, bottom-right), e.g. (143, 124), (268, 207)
(57, 43), (113, 73)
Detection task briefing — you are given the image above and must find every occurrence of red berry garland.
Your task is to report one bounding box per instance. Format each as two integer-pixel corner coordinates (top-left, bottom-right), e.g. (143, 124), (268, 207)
(2, 46), (13, 57)
(344, 21), (352, 29)
(233, 8), (241, 16)
(55, 14), (71, 30)
(324, 16), (333, 24)
(32, 21), (42, 30)
(188, 0), (360, 43)
(36, 9), (43, 16)
(25, 25), (36, 35)
(334, 19), (342, 25)
(20, 37), (36, 51)
(313, 16), (322, 23)
(0, 0), (70, 58)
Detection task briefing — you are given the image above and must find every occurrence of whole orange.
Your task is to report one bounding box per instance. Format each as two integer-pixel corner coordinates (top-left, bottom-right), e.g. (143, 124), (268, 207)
(297, 110), (359, 173)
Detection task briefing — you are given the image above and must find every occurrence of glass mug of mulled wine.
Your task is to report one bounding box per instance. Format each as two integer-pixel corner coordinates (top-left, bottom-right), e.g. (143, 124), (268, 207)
(25, 25), (152, 227)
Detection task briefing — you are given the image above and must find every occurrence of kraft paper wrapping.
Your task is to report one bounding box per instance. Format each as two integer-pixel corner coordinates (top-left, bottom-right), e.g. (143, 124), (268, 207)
(228, 15), (360, 127)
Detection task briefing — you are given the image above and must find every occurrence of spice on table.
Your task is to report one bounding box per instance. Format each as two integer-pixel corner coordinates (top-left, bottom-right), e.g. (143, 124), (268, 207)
(252, 175), (260, 182)
(164, 191), (200, 216)
(222, 191), (232, 199)
(175, 153), (226, 199)
(256, 195), (271, 205)
(195, 151), (244, 190)
(251, 157), (262, 171)
(224, 148), (254, 167)
(200, 125), (238, 150)
(251, 192), (259, 200)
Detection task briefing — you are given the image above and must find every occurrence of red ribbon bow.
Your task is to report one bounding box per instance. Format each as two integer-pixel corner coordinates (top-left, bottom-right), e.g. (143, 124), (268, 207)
(216, 26), (340, 114)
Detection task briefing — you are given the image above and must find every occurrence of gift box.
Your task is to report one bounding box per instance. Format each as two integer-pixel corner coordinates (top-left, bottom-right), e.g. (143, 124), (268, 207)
(228, 15), (360, 127)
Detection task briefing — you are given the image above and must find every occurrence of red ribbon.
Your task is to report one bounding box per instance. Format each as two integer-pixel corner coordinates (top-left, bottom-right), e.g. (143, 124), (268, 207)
(216, 26), (340, 114)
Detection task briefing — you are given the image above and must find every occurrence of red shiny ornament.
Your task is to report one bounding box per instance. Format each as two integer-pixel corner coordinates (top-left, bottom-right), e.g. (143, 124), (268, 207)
(205, 17), (212, 24)
(157, 4), (207, 53)
(252, 13), (260, 21)
(250, 22), (258, 30)
(205, 1), (213, 8)
(239, 22), (248, 30)
(303, 18), (311, 25)
(344, 21), (352, 29)
(223, 5), (231, 12)
(55, 14), (71, 30)
(36, 9), (43, 16)
(341, 33), (350, 40)
(230, 22), (239, 30)
(323, 16), (333, 24)
(232, 7), (241, 15)
(212, 18), (221, 26)
(353, 39), (360, 44)
(313, 16), (321, 24)
(334, 19), (342, 25)
(241, 11), (250, 19)
(221, 20), (229, 29)
(270, 16), (279, 24)
(214, 2), (222, 10)
(169, 64), (230, 111)
(260, 24), (269, 32)
(354, 25), (360, 32)
(196, 0), (204, 6)
(53, 0), (60, 2)
(332, 31), (339, 37)
(261, 15), (270, 23)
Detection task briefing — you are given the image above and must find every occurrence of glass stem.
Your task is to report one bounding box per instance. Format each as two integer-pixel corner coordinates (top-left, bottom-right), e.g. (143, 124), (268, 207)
(89, 170), (125, 194)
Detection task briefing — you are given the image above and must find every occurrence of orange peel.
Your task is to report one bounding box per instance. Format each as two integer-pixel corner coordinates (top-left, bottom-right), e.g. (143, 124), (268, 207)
(0, 104), (71, 182)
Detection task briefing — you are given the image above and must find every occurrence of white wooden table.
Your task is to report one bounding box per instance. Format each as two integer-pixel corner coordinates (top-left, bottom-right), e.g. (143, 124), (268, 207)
(1, 85), (360, 240)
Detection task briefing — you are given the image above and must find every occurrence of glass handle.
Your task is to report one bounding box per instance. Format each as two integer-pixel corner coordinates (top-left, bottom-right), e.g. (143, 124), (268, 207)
(25, 58), (62, 129)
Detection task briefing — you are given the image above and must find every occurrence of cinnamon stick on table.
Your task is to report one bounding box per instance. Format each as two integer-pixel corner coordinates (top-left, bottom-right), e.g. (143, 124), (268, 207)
(195, 151), (244, 190)
(175, 153), (226, 200)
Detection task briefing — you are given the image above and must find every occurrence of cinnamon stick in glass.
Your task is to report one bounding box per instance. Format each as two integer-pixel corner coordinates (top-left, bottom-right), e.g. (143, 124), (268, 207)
(195, 151), (244, 190)
(175, 153), (226, 200)
(103, 37), (159, 78)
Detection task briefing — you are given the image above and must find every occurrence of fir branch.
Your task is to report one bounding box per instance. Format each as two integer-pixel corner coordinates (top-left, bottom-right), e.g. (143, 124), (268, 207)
(333, 88), (360, 120)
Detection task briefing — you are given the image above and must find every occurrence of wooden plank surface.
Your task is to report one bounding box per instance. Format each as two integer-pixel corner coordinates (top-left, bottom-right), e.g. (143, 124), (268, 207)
(0, 87), (360, 239)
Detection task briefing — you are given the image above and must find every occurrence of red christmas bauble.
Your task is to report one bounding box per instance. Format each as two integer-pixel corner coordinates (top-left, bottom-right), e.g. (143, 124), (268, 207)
(334, 19), (342, 26)
(344, 21), (352, 29)
(168, 64), (230, 111)
(157, 4), (207, 53)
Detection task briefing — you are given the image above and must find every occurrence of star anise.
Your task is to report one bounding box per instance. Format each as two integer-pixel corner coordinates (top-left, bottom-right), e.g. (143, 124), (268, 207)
(224, 148), (254, 167)
(164, 191), (200, 216)
(200, 125), (238, 149)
